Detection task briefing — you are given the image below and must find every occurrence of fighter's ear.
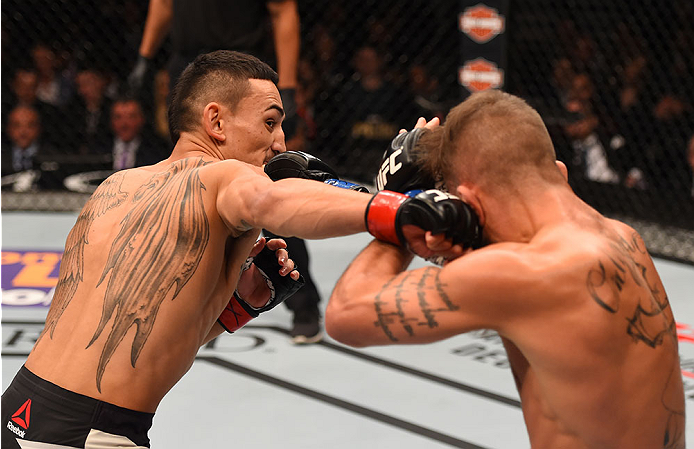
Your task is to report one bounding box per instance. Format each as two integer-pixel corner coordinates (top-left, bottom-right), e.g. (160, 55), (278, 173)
(203, 102), (226, 142)
(555, 160), (568, 181)
(455, 184), (485, 227)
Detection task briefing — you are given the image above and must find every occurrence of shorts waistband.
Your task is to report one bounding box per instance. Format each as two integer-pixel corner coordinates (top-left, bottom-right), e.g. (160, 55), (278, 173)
(13, 365), (154, 440)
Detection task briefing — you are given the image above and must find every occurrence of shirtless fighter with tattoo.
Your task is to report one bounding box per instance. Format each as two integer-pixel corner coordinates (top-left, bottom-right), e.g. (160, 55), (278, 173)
(1, 50), (477, 448)
(326, 90), (685, 448)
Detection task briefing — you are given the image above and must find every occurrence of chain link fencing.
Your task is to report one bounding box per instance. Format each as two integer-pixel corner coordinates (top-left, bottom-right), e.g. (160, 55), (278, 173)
(2, 0), (693, 262)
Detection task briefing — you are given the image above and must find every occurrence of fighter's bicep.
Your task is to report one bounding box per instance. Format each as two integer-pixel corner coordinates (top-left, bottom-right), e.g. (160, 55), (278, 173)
(214, 163), (273, 233)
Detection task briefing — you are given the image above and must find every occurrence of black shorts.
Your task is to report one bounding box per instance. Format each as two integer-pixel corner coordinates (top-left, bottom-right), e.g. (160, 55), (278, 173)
(2, 366), (154, 448)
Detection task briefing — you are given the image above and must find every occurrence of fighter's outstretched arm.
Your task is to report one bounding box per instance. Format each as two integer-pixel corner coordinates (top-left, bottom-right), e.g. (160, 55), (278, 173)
(216, 161), (370, 239)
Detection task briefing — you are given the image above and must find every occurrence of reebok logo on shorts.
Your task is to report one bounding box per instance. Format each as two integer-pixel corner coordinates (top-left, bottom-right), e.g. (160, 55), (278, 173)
(7, 398), (32, 437)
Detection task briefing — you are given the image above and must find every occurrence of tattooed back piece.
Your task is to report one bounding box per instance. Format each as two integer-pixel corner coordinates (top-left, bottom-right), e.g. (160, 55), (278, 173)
(24, 158), (229, 410)
(3, 50), (381, 449)
(326, 90), (686, 449)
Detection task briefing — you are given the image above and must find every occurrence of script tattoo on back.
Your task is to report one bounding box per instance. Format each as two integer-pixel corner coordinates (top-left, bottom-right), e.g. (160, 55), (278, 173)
(373, 267), (458, 341)
(586, 232), (684, 448)
(585, 232), (676, 347)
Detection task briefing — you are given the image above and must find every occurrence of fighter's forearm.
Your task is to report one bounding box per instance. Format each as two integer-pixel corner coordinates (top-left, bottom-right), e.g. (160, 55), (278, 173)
(138, 0), (173, 59)
(269, 1), (300, 89)
(326, 240), (413, 346)
(242, 178), (370, 239)
(201, 322), (225, 346)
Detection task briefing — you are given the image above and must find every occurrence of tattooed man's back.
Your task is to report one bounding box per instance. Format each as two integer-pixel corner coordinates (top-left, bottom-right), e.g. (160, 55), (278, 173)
(326, 89), (686, 449)
(3, 51), (373, 449)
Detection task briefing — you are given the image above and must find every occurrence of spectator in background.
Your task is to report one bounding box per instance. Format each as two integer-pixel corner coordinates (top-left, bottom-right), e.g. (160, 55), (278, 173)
(1, 105), (63, 191)
(3, 68), (61, 146)
(99, 96), (169, 171)
(309, 25), (346, 92)
(408, 62), (446, 121)
(332, 45), (414, 182)
(65, 64), (114, 155)
(550, 58), (575, 107)
(31, 42), (73, 108)
(638, 26), (694, 203)
(562, 73), (645, 188)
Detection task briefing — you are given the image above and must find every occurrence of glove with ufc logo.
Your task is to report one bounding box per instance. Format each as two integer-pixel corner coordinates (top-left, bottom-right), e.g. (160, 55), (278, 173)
(375, 128), (435, 194)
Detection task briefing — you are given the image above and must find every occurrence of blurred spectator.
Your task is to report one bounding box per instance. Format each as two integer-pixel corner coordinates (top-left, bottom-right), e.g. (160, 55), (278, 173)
(638, 27), (694, 201)
(563, 73), (644, 187)
(550, 58), (575, 107)
(3, 68), (62, 145)
(565, 33), (610, 85)
(64, 65), (114, 155)
(309, 25), (347, 92)
(408, 62), (446, 121)
(330, 45), (415, 182)
(98, 96), (169, 170)
(1, 105), (63, 191)
(31, 42), (73, 108)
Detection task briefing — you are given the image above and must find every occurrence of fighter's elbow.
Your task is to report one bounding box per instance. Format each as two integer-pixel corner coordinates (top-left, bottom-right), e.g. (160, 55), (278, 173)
(324, 303), (369, 348)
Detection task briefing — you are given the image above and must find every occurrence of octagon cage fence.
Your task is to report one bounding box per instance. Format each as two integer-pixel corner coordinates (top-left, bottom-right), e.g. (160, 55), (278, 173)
(2, 0), (693, 263)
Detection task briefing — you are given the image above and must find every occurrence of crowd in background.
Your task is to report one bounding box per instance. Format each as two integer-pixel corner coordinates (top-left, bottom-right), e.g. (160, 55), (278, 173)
(1, 0), (693, 225)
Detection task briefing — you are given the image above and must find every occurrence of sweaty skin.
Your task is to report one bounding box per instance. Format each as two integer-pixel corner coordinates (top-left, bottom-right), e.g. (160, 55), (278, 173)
(25, 79), (371, 412)
(327, 191), (685, 449)
(325, 107), (685, 449)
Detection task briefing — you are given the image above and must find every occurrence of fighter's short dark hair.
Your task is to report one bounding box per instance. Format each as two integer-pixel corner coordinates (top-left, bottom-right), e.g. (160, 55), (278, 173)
(168, 50), (279, 142)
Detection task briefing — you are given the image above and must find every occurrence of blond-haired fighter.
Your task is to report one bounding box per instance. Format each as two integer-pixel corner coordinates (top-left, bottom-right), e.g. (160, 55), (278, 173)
(327, 90), (685, 449)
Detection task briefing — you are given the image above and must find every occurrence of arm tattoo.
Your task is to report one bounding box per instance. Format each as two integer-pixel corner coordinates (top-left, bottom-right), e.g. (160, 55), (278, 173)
(373, 267), (457, 341)
(39, 172), (128, 343)
(85, 158), (210, 391)
(586, 232), (675, 348)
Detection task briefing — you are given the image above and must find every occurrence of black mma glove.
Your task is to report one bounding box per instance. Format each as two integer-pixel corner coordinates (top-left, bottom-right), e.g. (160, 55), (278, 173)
(127, 55), (152, 95)
(218, 244), (305, 333)
(265, 150), (336, 181)
(265, 151), (369, 192)
(280, 88), (298, 140)
(366, 189), (482, 249)
(376, 128), (436, 193)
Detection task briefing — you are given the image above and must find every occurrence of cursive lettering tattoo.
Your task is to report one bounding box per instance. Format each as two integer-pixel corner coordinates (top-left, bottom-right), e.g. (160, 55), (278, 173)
(39, 172), (128, 343)
(586, 233), (683, 447)
(373, 267), (458, 341)
(86, 158), (210, 391)
(586, 232), (675, 347)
